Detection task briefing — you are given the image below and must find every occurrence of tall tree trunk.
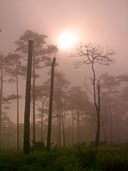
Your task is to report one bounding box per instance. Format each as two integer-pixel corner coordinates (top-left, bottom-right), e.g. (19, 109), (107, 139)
(95, 80), (101, 146)
(57, 110), (59, 145)
(108, 91), (113, 144)
(46, 57), (56, 151)
(77, 111), (80, 145)
(56, 87), (61, 147)
(59, 80), (65, 148)
(41, 101), (45, 142)
(95, 109), (100, 146)
(56, 108), (61, 146)
(41, 110), (43, 142)
(24, 40), (33, 154)
(58, 109), (62, 147)
(61, 110), (65, 148)
(16, 64), (19, 150)
(71, 109), (74, 146)
(91, 63), (101, 146)
(0, 65), (3, 151)
(32, 55), (36, 143)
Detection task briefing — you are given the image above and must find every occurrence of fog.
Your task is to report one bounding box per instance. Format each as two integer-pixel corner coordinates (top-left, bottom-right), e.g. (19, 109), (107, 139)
(0, 0), (128, 150)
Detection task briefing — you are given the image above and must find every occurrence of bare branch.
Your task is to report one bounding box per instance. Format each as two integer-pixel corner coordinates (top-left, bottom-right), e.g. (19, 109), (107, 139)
(72, 43), (115, 68)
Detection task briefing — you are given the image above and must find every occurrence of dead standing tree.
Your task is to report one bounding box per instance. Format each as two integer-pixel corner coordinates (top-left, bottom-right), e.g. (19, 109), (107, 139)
(0, 54), (4, 151)
(73, 43), (114, 146)
(24, 40), (33, 154)
(46, 57), (56, 151)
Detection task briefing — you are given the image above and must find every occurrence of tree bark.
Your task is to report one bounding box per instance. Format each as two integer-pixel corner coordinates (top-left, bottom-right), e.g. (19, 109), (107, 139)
(95, 80), (101, 146)
(32, 55), (36, 143)
(71, 109), (74, 146)
(77, 111), (80, 145)
(91, 62), (101, 146)
(95, 109), (100, 146)
(41, 100), (46, 142)
(24, 40), (33, 154)
(46, 57), (56, 151)
(0, 65), (3, 151)
(16, 63), (20, 150)
(108, 90), (113, 143)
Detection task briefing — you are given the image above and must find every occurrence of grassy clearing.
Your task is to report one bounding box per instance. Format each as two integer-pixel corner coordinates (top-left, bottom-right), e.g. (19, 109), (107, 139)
(0, 145), (128, 170)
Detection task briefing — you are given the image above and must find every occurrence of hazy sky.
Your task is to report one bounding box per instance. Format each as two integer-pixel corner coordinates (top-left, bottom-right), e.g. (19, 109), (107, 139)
(0, 0), (128, 122)
(0, 0), (128, 74)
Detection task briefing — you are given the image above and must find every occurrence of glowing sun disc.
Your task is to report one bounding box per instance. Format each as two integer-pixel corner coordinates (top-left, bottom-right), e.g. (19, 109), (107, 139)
(58, 32), (77, 49)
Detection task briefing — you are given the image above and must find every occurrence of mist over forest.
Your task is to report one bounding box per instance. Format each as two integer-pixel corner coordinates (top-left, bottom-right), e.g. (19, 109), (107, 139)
(0, 27), (128, 150)
(0, 0), (128, 170)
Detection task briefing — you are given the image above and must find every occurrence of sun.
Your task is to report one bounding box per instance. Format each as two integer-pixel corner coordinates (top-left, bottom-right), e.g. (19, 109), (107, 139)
(57, 32), (77, 49)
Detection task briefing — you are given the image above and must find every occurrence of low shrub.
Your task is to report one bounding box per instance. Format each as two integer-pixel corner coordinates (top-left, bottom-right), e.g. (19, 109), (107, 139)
(0, 145), (128, 170)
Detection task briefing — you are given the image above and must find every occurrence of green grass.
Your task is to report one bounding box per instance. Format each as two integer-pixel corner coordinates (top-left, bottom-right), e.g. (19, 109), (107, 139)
(0, 145), (128, 170)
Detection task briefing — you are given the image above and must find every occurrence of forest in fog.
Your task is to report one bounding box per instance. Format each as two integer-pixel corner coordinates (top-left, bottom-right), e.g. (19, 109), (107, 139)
(0, 30), (128, 151)
(0, 1), (128, 170)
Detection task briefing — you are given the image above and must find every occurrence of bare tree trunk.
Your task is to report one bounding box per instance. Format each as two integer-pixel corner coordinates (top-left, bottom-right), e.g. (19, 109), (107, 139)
(56, 108), (61, 147)
(56, 111), (59, 145)
(41, 101), (45, 142)
(46, 57), (56, 151)
(0, 65), (3, 151)
(95, 109), (100, 146)
(32, 55), (36, 143)
(61, 110), (65, 148)
(95, 80), (101, 146)
(58, 110), (62, 147)
(91, 62), (101, 146)
(24, 40), (33, 154)
(41, 111), (43, 142)
(16, 64), (19, 150)
(71, 109), (74, 146)
(108, 91), (113, 143)
(57, 78), (65, 148)
(59, 81), (65, 148)
(77, 111), (80, 145)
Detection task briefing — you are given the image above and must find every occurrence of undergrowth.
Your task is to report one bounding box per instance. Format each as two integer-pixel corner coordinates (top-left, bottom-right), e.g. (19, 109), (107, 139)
(0, 145), (128, 170)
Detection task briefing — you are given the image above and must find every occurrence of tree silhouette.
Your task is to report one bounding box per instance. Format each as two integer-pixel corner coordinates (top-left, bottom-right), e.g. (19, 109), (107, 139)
(15, 30), (57, 143)
(24, 40), (33, 154)
(0, 54), (6, 150)
(100, 73), (119, 143)
(69, 86), (93, 145)
(53, 70), (70, 147)
(5, 53), (24, 150)
(73, 43), (114, 146)
(46, 57), (56, 151)
(34, 81), (50, 143)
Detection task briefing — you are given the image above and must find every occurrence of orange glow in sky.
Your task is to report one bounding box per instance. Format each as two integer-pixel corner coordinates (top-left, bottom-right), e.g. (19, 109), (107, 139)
(57, 32), (78, 49)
